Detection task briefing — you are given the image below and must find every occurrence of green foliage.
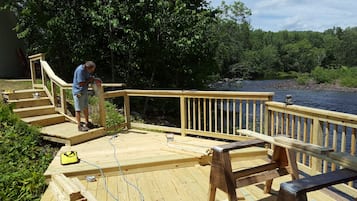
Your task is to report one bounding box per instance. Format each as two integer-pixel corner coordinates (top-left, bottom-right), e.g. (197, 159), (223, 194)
(296, 73), (311, 85)
(0, 102), (54, 201)
(310, 66), (357, 87)
(339, 67), (357, 87)
(89, 97), (125, 131)
(311, 66), (339, 84)
(2, 0), (357, 84)
(1, 0), (219, 89)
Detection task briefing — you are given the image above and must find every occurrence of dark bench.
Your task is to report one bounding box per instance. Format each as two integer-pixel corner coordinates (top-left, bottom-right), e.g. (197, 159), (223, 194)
(277, 168), (357, 201)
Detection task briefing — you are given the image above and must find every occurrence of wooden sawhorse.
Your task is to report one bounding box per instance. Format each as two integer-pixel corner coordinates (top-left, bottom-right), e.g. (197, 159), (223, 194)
(208, 139), (299, 201)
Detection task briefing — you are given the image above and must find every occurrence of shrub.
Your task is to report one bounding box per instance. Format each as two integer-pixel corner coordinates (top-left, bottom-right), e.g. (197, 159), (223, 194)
(311, 66), (339, 84)
(0, 103), (54, 201)
(89, 96), (125, 131)
(296, 73), (311, 85)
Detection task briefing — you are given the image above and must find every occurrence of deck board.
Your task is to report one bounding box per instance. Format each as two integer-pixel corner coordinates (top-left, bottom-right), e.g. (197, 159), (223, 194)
(41, 130), (352, 201)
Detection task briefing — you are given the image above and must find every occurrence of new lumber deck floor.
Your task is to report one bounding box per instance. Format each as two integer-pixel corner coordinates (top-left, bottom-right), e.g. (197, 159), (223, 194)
(41, 130), (351, 201)
(41, 122), (106, 145)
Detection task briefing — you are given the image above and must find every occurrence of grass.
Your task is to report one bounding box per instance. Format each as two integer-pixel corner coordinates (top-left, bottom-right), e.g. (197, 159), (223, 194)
(0, 79), (32, 92)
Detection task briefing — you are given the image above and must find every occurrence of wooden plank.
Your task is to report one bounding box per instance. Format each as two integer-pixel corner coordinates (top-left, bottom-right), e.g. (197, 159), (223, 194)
(236, 170), (281, 188)
(131, 122), (181, 133)
(52, 174), (82, 201)
(13, 105), (55, 118)
(274, 136), (334, 155)
(185, 129), (253, 141)
(71, 178), (98, 201)
(7, 97), (51, 108)
(49, 181), (68, 201)
(22, 114), (65, 126)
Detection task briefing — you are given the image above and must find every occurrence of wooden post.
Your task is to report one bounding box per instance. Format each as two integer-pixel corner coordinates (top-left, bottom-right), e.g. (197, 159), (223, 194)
(28, 53), (45, 89)
(180, 96), (187, 136)
(124, 92), (131, 129)
(264, 101), (272, 136)
(60, 87), (66, 114)
(311, 117), (323, 172)
(97, 85), (106, 128)
(29, 59), (36, 89)
(51, 81), (56, 105)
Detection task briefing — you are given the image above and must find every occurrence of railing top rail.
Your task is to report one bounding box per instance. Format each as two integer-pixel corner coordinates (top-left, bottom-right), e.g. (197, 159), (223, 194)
(124, 89), (274, 99)
(40, 61), (70, 87)
(266, 101), (357, 123)
(28, 53), (45, 59)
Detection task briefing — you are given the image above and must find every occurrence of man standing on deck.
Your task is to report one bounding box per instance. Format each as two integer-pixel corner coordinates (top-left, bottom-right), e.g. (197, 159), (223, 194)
(72, 61), (100, 131)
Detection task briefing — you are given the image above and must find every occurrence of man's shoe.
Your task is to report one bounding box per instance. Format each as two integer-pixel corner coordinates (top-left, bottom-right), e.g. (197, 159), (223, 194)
(78, 125), (89, 132)
(86, 122), (96, 129)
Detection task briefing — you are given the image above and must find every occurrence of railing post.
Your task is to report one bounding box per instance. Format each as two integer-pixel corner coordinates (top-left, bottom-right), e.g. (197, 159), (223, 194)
(29, 53), (45, 89)
(180, 95), (187, 136)
(51, 81), (56, 105)
(124, 92), (131, 129)
(311, 117), (323, 172)
(60, 87), (66, 114)
(97, 85), (106, 128)
(264, 102), (271, 136)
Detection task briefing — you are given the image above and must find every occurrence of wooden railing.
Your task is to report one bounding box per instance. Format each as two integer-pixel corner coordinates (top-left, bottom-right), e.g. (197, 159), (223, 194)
(104, 89), (274, 141)
(265, 101), (357, 189)
(28, 53), (123, 127)
(29, 53), (356, 194)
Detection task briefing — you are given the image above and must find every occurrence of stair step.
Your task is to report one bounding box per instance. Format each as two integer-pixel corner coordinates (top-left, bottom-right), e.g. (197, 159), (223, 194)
(8, 97), (51, 109)
(13, 105), (56, 118)
(22, 114), (66, 127)
(4, 89), (47, 100)
(41, 122), (106, 145)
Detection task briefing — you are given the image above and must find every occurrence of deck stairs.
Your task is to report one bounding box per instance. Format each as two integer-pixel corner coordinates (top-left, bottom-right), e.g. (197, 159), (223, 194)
(2, 88), (106, 145)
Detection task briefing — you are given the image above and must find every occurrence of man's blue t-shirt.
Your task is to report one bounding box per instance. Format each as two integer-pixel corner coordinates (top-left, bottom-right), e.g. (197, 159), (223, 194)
(72, 64), (90, 95)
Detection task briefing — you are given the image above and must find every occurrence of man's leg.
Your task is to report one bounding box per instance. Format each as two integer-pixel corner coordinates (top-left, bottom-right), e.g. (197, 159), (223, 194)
(74, 93), (88, 131)
(76, 111), (81, 128)
(83, 107), (89, 124)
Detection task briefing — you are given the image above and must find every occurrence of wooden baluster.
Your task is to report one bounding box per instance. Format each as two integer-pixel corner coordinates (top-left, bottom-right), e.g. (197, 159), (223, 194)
(323, 122), (330, 173)
(270, 111), (275, 136)
(350, 128), (356, 186)
(331, 124), (338, 171)
(260, 101), (263, 134)
(226, 99), (230, 134)
(239, 100), (242, 132)
(188, 98), (191, 130)
(302, 118), (308, 165)
(97, 85), (106, 127)
(296, 116), (301, 163)
(233, 99), (236, 135)
(193, 98), (196, 130)
(221, 99), (224, 133)
(198, 98), (201, 131)
(180, 96), (187, 136)
(60, 87), (66, 114)
(203, 98), (207, 132)
(214, 99), (218, 132)
(246, 100), (249, 129)
(209, 98), (212, 132)
(253, 100), (256, 132)
(275, 113), (280, 135)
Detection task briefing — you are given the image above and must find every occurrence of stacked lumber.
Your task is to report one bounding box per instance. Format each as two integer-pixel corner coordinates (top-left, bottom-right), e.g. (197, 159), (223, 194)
(49, 174), (97, 201)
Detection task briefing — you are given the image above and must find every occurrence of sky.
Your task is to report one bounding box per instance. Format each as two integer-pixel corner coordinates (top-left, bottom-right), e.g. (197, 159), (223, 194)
(210, 0), (357, 32)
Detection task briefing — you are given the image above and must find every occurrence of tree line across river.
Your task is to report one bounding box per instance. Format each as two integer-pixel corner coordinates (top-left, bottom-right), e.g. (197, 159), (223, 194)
(1, 1), (356, 88)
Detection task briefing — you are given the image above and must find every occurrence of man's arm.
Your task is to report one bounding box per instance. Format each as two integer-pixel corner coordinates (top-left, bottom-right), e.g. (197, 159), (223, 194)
(78, 77), (94, 87)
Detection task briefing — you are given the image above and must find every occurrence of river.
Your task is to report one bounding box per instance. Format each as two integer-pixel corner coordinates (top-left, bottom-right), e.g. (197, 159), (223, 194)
(217, 79), (357, 115)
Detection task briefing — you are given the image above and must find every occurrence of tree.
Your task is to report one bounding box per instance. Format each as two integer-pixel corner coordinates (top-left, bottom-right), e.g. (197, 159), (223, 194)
(1, 0), (218, 88)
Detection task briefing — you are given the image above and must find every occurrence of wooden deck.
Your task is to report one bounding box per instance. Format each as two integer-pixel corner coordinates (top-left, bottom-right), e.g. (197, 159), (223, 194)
(41, 130), (352, 201)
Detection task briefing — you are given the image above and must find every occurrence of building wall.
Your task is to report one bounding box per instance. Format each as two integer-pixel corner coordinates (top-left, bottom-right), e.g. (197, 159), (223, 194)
(0, 10), (26, 78)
